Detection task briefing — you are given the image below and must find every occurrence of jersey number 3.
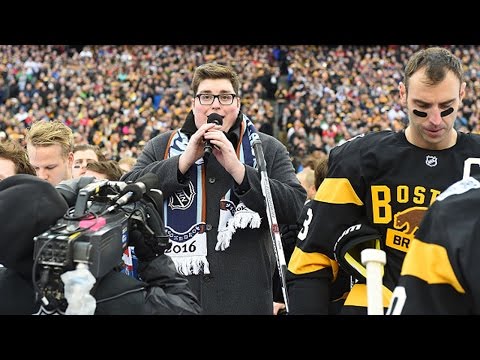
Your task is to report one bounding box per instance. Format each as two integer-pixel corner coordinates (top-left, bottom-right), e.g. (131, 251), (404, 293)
(298, 208), (313, 241)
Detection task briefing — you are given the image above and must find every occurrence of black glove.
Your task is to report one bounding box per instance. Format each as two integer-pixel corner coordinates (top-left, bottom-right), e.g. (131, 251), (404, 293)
(280, 223), (299, 262)
(281, 224), (300, 245)
(129, 201), (171, 262)
(129, 229), (158, 262)
(333, 220), (381, 281)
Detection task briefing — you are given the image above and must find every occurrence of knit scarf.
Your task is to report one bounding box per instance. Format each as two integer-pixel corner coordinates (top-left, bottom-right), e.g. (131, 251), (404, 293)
(164, 114), (261, 275)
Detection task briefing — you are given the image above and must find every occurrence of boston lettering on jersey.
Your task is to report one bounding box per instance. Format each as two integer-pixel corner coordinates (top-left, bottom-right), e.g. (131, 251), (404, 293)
(371, 184), (441, 252)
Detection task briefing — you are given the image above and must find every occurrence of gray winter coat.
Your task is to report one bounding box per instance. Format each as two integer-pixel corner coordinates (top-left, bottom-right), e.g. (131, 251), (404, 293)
(122, 126), (306, 314)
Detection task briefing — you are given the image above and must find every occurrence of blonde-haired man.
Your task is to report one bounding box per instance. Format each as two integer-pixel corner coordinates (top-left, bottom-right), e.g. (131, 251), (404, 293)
(26, 120), (74, 186)
(296, 167), (317, 201)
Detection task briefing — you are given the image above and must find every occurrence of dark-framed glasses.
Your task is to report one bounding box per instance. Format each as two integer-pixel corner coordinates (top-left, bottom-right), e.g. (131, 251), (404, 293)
(196, 93), (236, 105)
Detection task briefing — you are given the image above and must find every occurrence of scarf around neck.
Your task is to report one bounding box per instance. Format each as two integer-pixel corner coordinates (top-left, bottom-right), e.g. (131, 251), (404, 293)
(163, 113), (261, 276)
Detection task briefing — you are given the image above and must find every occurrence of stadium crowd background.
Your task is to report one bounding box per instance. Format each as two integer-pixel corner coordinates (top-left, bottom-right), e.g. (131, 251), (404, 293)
(1, 45), (479, 172)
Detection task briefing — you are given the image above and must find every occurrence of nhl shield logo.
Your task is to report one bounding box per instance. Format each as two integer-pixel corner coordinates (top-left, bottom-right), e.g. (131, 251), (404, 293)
(169, 181), (196, 210)
(425, 155), (438, 167)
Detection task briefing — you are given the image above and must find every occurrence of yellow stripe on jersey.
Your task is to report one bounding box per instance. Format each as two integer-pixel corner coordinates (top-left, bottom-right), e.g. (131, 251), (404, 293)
(344, 239), (382, 280)
(315, 178), (364, 205)
(401, 239), (465, 294)
(344, 283), (392, 308)
(288, 246), (339, 280)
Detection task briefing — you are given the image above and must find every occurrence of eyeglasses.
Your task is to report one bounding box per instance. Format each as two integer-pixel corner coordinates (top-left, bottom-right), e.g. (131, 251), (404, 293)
(195, 93), (236, 105)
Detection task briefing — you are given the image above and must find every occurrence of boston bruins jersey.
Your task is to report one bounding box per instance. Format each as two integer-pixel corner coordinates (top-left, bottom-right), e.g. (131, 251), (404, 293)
(287, 130), (480, 314)
(388, 176), (480, 315)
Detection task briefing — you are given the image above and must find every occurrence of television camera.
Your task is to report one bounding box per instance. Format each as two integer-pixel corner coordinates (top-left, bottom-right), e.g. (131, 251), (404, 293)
(32, 173), (170, 310)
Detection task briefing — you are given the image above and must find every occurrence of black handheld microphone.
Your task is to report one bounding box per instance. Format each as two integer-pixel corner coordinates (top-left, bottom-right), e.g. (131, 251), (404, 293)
(114, 172), (160, 208)
(204, 113), (224, 159)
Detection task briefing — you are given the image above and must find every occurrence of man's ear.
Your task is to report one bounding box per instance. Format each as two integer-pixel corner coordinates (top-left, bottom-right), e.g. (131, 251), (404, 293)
(460, 81), (466, 101)
(67, 151), (74, 167)
(399, 82), (407, 107)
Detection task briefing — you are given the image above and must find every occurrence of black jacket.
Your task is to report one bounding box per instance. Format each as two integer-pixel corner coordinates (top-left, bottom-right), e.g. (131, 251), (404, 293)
(94, 255), (201, 315)
(0, 255), (201, 315)
(122, 112), (306, 314)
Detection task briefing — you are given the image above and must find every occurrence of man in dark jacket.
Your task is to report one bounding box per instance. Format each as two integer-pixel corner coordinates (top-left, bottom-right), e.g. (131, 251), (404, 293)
(122, 63), (306, 314)
(0, 174), (201, 315)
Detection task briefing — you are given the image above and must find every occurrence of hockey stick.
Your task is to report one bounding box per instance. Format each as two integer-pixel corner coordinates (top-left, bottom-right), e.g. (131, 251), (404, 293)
(252, 138), (290, 313)
(361, 248), (387, 315)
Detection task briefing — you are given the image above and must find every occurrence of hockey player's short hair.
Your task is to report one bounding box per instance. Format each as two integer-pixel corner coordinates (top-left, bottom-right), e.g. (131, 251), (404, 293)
(404, 47), (464, 90)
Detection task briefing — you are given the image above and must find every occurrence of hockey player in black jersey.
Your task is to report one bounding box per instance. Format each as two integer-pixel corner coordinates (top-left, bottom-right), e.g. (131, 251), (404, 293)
(387, 174), (480, 315)
(286, 46), (480, 315)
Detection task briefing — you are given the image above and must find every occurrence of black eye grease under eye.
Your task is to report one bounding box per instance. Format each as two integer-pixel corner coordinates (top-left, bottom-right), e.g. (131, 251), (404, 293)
(413, 107), (454, 118)
(440, 107), (454, 117)
(413, 109), (427, 117)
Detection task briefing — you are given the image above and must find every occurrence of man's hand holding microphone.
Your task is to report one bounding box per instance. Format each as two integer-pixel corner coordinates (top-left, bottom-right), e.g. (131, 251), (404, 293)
(178, 113), (221, 174)
(177, 113), (246, 185)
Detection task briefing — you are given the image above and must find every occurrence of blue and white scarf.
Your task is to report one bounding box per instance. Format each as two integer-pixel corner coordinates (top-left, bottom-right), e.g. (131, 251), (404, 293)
(164, 114), (261, 275)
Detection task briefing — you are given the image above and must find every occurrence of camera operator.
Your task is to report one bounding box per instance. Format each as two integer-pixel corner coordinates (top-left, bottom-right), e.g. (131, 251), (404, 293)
(0, 174), (201, 315)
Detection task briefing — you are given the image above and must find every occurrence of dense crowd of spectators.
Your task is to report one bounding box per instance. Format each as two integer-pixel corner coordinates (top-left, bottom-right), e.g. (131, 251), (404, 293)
(1, 45), (479, 171)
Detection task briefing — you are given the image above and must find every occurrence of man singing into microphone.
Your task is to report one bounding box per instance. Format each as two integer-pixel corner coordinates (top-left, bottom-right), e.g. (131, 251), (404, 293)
(121, 63), (306, 315)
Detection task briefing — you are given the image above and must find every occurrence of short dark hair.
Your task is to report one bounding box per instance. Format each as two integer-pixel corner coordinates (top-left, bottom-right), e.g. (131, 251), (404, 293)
(73, 144), (106, 162)
(192, 63), (240, 96)
(314, 156), (329, 190)
(403, 47), (464, 91)
(86, 160), (123, 181)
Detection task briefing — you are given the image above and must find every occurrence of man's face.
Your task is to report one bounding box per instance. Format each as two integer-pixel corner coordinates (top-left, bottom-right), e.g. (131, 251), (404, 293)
(192, 79), (240, 132)
(0, 157), (16, 181)
(72, 149), (99, 178)
(27, 143), (73, 186)
(297, 171), (316, 200)
(400, 68), (465, 150)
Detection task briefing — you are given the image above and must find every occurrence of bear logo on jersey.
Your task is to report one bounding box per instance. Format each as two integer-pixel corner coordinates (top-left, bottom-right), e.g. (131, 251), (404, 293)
(393, 206), (428, 236)
(386, 206), (428, 252)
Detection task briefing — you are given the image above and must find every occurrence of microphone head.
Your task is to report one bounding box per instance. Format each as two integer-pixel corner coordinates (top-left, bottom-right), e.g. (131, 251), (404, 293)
(135, 172), (160, 192)
(122, 172), (161, 203)
(207, 113), (224, 126)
